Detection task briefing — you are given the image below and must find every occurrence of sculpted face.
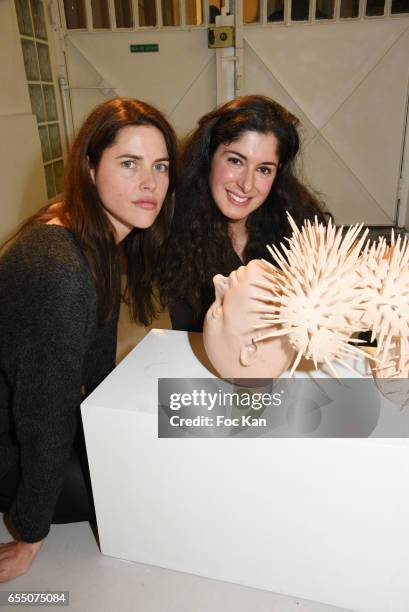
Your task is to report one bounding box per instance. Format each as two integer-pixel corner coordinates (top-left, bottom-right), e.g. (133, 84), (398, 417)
(203, 260), (294, 379)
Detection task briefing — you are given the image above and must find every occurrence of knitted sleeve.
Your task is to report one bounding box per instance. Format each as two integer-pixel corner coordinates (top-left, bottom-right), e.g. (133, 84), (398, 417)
(6, 237), (95, 542)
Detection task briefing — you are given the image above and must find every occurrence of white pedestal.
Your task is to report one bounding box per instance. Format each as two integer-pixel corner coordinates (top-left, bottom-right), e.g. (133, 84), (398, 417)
(82, 330), (409, 612)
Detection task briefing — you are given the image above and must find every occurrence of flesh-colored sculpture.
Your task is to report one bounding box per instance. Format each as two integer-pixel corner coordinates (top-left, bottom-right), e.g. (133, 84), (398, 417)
(204, 215), (409, 381)
(257, 216), (371, 377)
(369, 342), (409, 408)
(358, 233), (409, 407)
(203, 260), (295, 379)
(203, 216), (371, 379)
(358, 232), (409, 378)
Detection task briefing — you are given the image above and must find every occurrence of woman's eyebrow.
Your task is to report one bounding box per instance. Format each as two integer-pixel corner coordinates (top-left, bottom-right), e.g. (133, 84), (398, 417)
(115, 154), (169, 162)
(224, 149), (278, 166)
(115, 154), (142, 159)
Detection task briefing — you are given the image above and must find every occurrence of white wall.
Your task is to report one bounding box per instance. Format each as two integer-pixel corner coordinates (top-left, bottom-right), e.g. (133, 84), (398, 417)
(0, 0), (47, 243)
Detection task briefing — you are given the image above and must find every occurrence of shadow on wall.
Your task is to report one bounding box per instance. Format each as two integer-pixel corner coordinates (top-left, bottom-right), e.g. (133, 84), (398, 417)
(116, 298), (172, 363)
(0, 112), (48, 245)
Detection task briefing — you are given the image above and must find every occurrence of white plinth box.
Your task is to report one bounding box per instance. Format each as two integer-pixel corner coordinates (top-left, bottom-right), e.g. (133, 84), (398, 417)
(82, 330), (409, 612)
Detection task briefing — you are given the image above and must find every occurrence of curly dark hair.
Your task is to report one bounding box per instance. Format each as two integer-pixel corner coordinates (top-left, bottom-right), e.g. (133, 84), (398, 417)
(159, 95), (326, 315)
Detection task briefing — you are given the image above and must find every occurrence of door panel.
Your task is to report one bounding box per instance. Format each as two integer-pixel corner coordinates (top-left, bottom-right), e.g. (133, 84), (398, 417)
(244, 41), (318, 146)
(64, 30), (216, 136)
(244, 21), (408, 128)
(242, 19), (409, 224)
(320, 28), (409, 220)
(305, 134), (391, 224)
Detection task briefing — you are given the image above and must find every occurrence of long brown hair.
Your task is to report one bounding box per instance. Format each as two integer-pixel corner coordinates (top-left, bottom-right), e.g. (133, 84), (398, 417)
(5, 98), (177, 324)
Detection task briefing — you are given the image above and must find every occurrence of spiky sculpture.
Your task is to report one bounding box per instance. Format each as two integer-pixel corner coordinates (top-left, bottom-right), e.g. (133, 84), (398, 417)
(358, 232), (409, 378)
(252, 215), (371, 377)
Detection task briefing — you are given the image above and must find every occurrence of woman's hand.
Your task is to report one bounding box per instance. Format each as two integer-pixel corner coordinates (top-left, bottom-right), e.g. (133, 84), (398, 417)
(0, 540), (43, 582)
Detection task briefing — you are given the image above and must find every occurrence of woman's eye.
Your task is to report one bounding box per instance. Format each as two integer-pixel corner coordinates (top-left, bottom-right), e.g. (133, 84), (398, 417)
(121, 160), (136, 169)
(155, 162), (169, 173)
(258, 166), (272, 176)
(227, 156), (242, 166)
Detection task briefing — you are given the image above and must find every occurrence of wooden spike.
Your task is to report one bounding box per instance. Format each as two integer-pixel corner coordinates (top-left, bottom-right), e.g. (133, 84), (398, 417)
(289, 349), (304, 377)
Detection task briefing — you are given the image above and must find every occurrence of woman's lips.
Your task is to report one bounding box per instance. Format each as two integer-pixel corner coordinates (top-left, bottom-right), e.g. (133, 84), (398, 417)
(132, 199), (157, 210)
(226, 190), (251, 206)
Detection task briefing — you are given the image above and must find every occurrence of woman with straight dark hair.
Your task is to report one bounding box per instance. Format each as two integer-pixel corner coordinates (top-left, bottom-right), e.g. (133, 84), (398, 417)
(159, 95), (326, 331)
(0, 98), (177, 581)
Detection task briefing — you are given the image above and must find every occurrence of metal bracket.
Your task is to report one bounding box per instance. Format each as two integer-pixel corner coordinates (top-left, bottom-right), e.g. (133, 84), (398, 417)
(208, 26), (235, 49)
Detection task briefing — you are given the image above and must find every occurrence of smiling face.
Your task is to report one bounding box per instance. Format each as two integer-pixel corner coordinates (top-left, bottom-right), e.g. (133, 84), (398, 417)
(91, 124), (170, 243)
(209, 131), (279, 225)
(203, 259), (294, 379)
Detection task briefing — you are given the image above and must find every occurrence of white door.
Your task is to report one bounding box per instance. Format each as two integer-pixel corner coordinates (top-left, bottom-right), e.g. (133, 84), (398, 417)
(50, 0), (409, 225)
(237, 0), (409, 225)
(51, 0), (223, 137)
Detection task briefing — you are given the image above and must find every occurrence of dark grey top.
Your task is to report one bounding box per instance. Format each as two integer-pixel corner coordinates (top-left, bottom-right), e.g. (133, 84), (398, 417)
(0, 223), (119, 542)
(169, 250), (243, 332)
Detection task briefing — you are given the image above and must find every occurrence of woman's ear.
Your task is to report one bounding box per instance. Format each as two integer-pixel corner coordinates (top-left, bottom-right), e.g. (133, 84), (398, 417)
(87, 156), (95, 183)
(239, 338), (260, 366)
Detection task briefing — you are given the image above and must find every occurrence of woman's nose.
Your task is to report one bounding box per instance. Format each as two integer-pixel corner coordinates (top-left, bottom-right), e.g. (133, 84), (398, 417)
(237, 167), (254, 193)
(139, 167), (156, 190)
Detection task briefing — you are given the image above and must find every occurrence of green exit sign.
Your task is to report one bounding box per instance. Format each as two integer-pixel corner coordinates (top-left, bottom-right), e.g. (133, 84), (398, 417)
(130, 44), (159, 53)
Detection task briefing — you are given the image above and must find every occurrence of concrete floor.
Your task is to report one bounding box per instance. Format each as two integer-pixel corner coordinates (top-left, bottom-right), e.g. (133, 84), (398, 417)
(0, 519), (354, 612)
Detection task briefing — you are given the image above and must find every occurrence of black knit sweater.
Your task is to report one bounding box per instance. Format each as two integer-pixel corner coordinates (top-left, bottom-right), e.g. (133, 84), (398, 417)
(0, 223), (119, 542)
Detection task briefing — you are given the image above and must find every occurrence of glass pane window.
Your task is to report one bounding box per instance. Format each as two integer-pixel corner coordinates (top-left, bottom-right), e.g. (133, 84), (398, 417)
(186, 0), (203, 24)
(38, 125), (51, 162)
(64, 0), (87, 28)
(138, 0), (157, 25)
(44, 164), (56, 198)
(16, 0), (65, 209)
(37, 43), (53, 82)
(267, 0), (284, 21)
(161, 0), (180, 25)
(115, 0), (133, 26)
(15, 0), (34, 36)
(43, 85), (58, 121)
(340, 0), (359, 17)
(391, 0), (409, 12)
(53, 160), (65, 193)
(29, 85), (46, 123)
(244, 0), (260, 23)
(316, 0), (334, 18)
(91, 0), (111, 27)
(365, 0), (385, 15)
(48, 124), (63, 159)
(291, 0), (310, 20)
(30, 0), (47, 39)
(22, 39), (40, 81)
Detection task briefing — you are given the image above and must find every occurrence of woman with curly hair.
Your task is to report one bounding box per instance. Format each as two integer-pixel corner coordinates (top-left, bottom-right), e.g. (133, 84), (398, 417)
(0, 98), (177, 581)
(159, 95), (326, 331)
